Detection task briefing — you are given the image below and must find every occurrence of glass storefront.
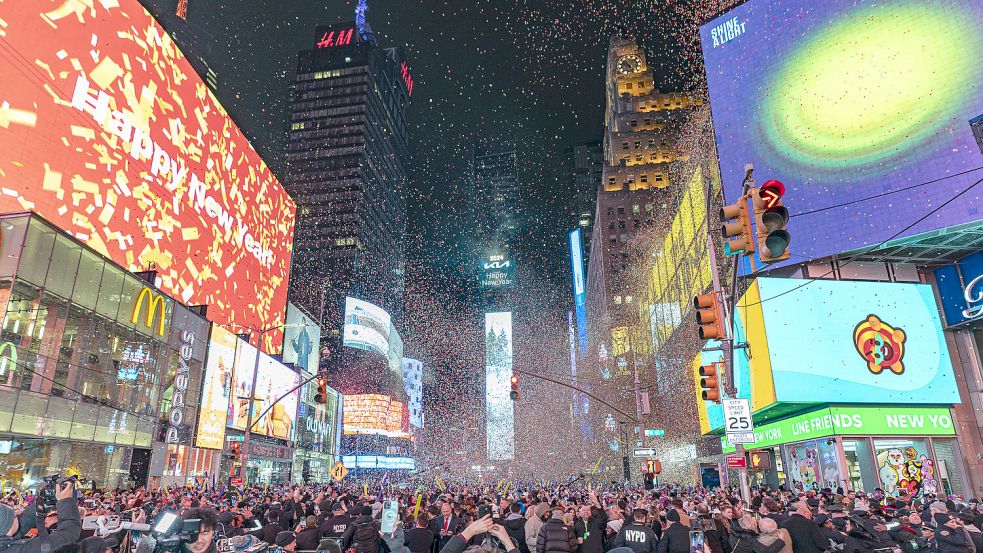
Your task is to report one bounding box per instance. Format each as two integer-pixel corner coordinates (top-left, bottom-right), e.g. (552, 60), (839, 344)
(0, 213), (210, 488)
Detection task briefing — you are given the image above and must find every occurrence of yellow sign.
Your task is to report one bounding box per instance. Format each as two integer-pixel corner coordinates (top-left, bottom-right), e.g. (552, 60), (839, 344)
(329, 461), (348, 482)
(132, 287), (167, 336)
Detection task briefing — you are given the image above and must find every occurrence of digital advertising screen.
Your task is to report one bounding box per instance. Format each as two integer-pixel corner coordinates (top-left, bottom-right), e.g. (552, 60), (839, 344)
(568, 229), (588, 355)
(479, 254), (515, 289)
(342, 394), (411, 438)
(226, 340), (301, 440)
(343, 298), (391, 357)
(341, 455), (415, 470)
(485, 311), (515, 461)
(401, 358), (424, 429)
(0, 1), (296, 352)
(739, 278), (958, 408)
(283, 303), (322, 374)
(195, 325), (236, 449)
(701, 0), (983, 271)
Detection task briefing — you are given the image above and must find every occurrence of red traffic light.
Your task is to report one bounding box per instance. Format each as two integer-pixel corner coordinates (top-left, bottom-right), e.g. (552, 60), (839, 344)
(510, 375), (518, 385)
(318, 377), (328, 387)
(510, 374), (520, 401)
(759, 180), (785, 208)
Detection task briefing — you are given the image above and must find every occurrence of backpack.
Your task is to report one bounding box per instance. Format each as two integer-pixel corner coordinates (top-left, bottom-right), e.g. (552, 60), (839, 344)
(347, 522), (379, 553)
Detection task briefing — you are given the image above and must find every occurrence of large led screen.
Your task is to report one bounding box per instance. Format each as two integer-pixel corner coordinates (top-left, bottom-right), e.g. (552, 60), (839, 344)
(227, 339), (301, 440)
(0, 1), (296, 351)
(485, 311), (515, 461)
(342, 394), (411, 439)
(283, 303), (322, 374)
(702, 0), (983, 270)
(196, 325), (236, 449)
(739, 277), (959, 406)
(343, 298), (391, 357)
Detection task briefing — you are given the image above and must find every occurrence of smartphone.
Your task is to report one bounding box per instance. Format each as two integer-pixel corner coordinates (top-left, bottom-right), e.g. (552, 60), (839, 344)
(689, 531), (705, 553)
(885, 522), (900, 531)
(381, 500), (399, 534)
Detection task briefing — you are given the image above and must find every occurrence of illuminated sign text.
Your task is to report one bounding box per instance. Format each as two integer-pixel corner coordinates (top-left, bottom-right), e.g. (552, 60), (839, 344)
(318, 28), (355, 48)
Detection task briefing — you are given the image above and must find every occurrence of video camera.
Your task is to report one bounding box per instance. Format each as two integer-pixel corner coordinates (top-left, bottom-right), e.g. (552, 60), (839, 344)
(38, 474), (79, 513)
(149, 511), (202, 553)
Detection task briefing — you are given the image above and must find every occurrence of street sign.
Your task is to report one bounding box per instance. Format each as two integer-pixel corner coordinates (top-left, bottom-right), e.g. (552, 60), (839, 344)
(726, 454), (747, 469)
(645, 429), (665, 437)
(722, 398), (754, 436)
(727, 432), (756, 445)
(633, 448), (657, 457)
(329, 461), (348, 482)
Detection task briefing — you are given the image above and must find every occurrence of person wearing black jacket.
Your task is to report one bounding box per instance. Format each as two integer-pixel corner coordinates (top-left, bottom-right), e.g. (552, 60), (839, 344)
(503, 503), (529, 553)
(252, 510), (285, 546)
(341, 508), (391, 553)
(0, 480), (80, 553)
(656, 510), (690, 553)
(321, 503), (353, 540)
(406, 514), (436, 553)
(842, 518), (882, 553)
(296, 516), (322, 552)
(575, 500), (607, 553)
(780, 505), (830, 553)
(609, 509), (658, 553)
(537, 512), (579, 553)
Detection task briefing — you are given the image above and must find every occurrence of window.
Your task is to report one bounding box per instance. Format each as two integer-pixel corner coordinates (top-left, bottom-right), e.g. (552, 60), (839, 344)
(620, 234), (628, 242)
(625, 82), (633, 89)
(614, 296), (622, 305)
(641, 175), (648, 183)
(617, 207), (625, 215)
(634, 141), (641, 149)
(622, 142), (629, 150)
(609, 235), (617, 244)
(625, 296), (633, 304)
(648, 139), (656, 147)
(618, 221), (625, 229)
(629, 120), (637, 127)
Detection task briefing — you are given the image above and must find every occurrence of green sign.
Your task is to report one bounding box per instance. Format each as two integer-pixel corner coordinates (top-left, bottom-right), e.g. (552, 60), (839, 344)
(645, 429), (665, 437)
(721, 406), (955, 453)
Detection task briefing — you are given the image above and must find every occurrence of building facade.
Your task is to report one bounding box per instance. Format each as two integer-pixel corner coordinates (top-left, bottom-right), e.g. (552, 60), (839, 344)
(565, 141), (604, 250)
(470, 147), (520, 258)
(286, 20), (412, 338)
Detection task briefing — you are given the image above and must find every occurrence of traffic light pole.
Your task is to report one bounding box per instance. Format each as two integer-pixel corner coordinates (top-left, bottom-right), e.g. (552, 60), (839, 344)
(706, 165), (755, 505)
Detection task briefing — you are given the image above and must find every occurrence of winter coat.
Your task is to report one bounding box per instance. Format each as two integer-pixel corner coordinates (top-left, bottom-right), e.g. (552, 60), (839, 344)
(842, 530), (881, 553)
(936, 527), (973, 553)
(656, 522), (691, 553)
(609, 521), (658, 553)
(780, 515), (829, 553)
(729, 524), (788, 553)
(0, 499), (81, 553)
(504, 515), (530, 553)
(537, 517), (579, 553)
(757, 529), (793, 553)
(527, 515), (547, 553)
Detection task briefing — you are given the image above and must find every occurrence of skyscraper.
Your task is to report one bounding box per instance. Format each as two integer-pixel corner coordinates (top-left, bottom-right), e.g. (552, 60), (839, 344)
(584, 34), (700, 476)
(286, 15), (413, 338)
(565, 140), (604, 261)
(470, 146), (520, 258)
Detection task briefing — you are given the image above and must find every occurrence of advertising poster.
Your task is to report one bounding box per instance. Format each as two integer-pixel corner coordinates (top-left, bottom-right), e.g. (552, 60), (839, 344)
(195, 325), (236, 449)
(283, 303), (321, 373)
(251, 356), (301, 440)
(0, 1), (296, 352)
(228, 339), (259, 431)
(485, 311), (515, 461)
(401, 358), (424, 429)
(701, 0), (983, 272)
(343, 298), (391, 357)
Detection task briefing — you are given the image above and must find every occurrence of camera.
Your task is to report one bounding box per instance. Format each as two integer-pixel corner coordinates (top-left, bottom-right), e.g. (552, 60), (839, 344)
(38, 475), (78, 513)
(150, 511), (202, 553)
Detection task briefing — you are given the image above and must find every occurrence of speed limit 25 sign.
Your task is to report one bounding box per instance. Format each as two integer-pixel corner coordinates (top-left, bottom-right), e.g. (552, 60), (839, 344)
(722, 398), (754, 435)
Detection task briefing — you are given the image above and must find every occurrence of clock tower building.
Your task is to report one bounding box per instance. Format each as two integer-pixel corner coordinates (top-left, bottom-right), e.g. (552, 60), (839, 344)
(584, 34), (701, 473)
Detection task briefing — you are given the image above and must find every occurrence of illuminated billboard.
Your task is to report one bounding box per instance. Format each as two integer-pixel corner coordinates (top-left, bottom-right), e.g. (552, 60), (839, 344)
(341, 455), (416, 470)
(934, 251), (983, 327)
(196, 325), (236, 449)
(701, 0), (983, 271)
(479, 254), (515, 288)
(283, 303), (322, 373)
(485, 311), (515, 461)
(568, 230), (587, 354)
(401, 358), (424, 429)
(227, 338), (301, 440)
(0, 1), (296, 352)
(343, 298), (391, 357)
(342, 394), (411, 438)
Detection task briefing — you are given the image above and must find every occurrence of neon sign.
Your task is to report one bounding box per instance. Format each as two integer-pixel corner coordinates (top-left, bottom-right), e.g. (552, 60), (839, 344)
(317, 28), (355, 48)
(400, 61), (414, 96)
(166, 330), (195, 444)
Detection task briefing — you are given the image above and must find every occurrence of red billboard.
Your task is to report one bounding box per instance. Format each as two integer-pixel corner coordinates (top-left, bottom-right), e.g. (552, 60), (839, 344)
(0, 1), (295, 351)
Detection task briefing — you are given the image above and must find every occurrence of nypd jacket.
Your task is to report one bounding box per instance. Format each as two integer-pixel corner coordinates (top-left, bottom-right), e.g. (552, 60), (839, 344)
(609, 521), (659, 553)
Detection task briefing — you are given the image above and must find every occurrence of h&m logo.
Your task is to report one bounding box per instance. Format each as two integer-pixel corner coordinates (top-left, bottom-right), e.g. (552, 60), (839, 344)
(132, 287), (168, 337)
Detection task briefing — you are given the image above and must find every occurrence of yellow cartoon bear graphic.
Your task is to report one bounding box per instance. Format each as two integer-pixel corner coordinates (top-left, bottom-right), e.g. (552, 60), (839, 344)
(853, 314), (906, 375)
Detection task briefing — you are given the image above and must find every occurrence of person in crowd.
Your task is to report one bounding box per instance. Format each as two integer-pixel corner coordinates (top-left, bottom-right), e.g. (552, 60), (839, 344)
(431, 503), (462, 553)
(502, 503), (529, 553)
(406, 514), (435, 553)
(779, 503), (829, 553)
(537, 510), (579, 553)
(608, 508), (657, 553)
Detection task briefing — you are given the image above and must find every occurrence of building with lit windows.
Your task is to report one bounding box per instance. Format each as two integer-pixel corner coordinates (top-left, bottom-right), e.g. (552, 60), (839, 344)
(565, 141), (604, 251)
(286, 20), (412, 340)
(583, 34), (700, 478)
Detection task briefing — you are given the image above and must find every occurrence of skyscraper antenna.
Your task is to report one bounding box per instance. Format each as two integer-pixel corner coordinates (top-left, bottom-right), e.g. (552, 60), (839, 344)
(355, 0), (377, 45)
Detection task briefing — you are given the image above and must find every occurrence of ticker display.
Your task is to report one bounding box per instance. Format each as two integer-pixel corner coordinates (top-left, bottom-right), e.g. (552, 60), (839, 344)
(0, 1), (295, 351)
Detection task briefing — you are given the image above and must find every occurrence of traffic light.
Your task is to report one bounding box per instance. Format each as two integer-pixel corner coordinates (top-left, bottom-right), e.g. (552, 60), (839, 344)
(699, 362), (721, 403)
(230, 441), (241, 463)
(645, 459), (662, 475)
(720, 197), (755, 255)
(314, 375), (328, 404)
(693, 292), (724, 340)
(509, 375), (520, 401)
(753, 180), (791, 263)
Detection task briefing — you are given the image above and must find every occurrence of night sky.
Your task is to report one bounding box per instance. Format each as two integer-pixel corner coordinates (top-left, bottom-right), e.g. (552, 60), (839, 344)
(138, 0), (721, 286)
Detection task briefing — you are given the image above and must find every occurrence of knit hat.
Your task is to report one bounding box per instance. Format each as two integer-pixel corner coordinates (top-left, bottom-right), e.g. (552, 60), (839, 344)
(534, 503), (550, 518)
(0, 504), (15, 536)
(275, 531), (297, 547)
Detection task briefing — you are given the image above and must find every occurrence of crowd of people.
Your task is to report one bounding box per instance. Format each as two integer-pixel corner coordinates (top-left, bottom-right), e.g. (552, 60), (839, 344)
(4, 476), (983, 553)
